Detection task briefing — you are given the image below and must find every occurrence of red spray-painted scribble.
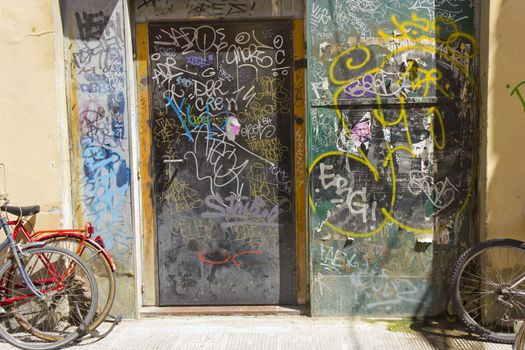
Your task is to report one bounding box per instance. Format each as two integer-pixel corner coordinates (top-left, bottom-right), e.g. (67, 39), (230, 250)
(197, 249), (263, 267)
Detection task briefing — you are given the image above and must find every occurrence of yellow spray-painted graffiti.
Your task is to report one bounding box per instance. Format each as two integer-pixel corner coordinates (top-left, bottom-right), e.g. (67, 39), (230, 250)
(310, 13), (477, 238)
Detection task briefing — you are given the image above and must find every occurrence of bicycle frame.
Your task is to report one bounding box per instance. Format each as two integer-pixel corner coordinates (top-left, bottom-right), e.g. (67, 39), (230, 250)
(509, 274), (525, 297)
(9, 220), (116, 271)
(0, 213), (47, 301)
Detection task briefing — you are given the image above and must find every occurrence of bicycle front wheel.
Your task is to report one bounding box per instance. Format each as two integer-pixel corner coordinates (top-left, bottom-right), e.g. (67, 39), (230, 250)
(0, 246), (98, 350)
(451, 239), (525, 344)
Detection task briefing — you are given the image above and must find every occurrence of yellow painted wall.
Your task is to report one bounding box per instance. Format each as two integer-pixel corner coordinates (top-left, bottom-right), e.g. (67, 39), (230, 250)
(484, 0), (525, 241)
(0, 0), (69, 229)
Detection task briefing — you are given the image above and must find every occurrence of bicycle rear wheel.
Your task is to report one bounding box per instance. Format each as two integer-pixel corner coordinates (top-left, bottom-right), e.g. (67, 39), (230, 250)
(516, 323), (525, 350)
(0, 246), (98, 350)
(450, 239), (525, 344)
(40, 236), (116, 333)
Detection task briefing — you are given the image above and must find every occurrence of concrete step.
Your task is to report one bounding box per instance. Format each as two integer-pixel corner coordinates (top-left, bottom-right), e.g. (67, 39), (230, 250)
(140, 305), (310, 317)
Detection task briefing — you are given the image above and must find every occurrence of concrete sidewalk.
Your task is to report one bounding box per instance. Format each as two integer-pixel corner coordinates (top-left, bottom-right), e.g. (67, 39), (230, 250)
(54, 316), (512, 350)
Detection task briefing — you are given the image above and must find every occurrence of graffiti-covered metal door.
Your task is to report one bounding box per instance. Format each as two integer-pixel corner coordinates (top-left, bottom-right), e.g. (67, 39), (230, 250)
(149, 21), (296, 305)
(307, 1), (479, 316)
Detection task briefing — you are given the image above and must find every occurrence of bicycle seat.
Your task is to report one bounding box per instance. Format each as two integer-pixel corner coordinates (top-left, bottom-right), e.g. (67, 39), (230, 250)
(0, 205), (40, 216)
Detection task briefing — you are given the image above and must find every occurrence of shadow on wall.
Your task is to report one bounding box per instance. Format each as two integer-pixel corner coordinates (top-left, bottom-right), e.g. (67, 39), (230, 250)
(409, 1), (489, 349)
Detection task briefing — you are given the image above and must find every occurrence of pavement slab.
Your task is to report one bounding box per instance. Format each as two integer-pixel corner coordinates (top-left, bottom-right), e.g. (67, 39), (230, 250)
(0, 316), (514, 350)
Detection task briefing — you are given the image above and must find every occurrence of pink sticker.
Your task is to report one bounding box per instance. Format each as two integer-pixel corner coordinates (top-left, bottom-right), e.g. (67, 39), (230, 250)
(226, 115), (241, 140)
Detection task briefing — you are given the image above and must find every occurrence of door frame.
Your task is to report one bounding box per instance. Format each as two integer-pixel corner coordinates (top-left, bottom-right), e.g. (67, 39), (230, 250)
(136, 18), (307, 307)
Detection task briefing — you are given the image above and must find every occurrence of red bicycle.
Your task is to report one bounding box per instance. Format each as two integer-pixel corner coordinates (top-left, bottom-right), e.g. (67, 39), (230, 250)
(3, 204), (117, 336)
(0, 201), (98, 350)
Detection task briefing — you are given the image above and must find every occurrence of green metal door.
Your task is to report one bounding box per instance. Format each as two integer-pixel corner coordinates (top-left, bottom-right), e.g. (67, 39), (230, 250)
(307, 1), (479, 316)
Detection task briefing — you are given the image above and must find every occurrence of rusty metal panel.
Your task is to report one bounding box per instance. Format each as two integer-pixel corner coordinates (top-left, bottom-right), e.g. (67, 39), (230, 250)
(307, 0), (478, 316)
(136, 23), (158, 306)
(149, 20), (296, 305)
(62, 0), (136, 317)
(293, 19), (308, 304)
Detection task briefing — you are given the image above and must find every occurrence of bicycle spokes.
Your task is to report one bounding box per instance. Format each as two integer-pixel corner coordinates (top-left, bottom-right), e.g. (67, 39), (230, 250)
(0, 248), (95, 337)
(458, 245), (525, 333)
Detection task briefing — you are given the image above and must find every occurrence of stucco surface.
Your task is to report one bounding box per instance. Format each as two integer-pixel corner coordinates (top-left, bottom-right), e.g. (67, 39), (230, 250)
(486, 1), (525, 240)
(0, 0), (66, 229)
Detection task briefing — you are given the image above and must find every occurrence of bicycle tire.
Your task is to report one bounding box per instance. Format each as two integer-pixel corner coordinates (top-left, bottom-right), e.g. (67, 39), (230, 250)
(0, 246), (98, 350)
(516, 323), (525, 350)
(450, 238), (525, 344)
(40, 236), (116, 333)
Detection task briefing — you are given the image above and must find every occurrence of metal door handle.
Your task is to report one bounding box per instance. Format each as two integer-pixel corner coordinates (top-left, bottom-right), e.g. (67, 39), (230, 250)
(162, 158), (183, 185)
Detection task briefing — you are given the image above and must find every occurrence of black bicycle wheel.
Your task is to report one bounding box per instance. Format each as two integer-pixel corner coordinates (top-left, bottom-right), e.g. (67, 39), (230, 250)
(40, 236), (116, 333)
(0, 246), (98, 350)
(450, 238), (525, 344)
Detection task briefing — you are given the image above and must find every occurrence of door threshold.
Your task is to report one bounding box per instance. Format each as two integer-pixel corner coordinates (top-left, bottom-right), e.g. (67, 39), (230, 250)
(140, 305), (310, 317)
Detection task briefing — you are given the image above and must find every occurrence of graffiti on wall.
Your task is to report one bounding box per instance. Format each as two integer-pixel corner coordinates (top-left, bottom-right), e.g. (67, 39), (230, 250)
(308, 0), (477, 315)
(71, 4), (132, 262)
(134, 0), (278, 20)
(310, 0), (474, 41)
(313, 232), (433, 313)
(149, 21), (296, 305)
(134, 0), (304, 21)
(310, 13), (476, 239)
(507, 81), (525, 112)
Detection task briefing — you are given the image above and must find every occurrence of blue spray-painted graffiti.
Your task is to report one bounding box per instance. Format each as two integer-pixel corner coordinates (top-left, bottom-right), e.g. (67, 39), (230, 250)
(82, 144), (130, 222)
(73, 5), (132, 258)
(165, 95), (231, 142)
